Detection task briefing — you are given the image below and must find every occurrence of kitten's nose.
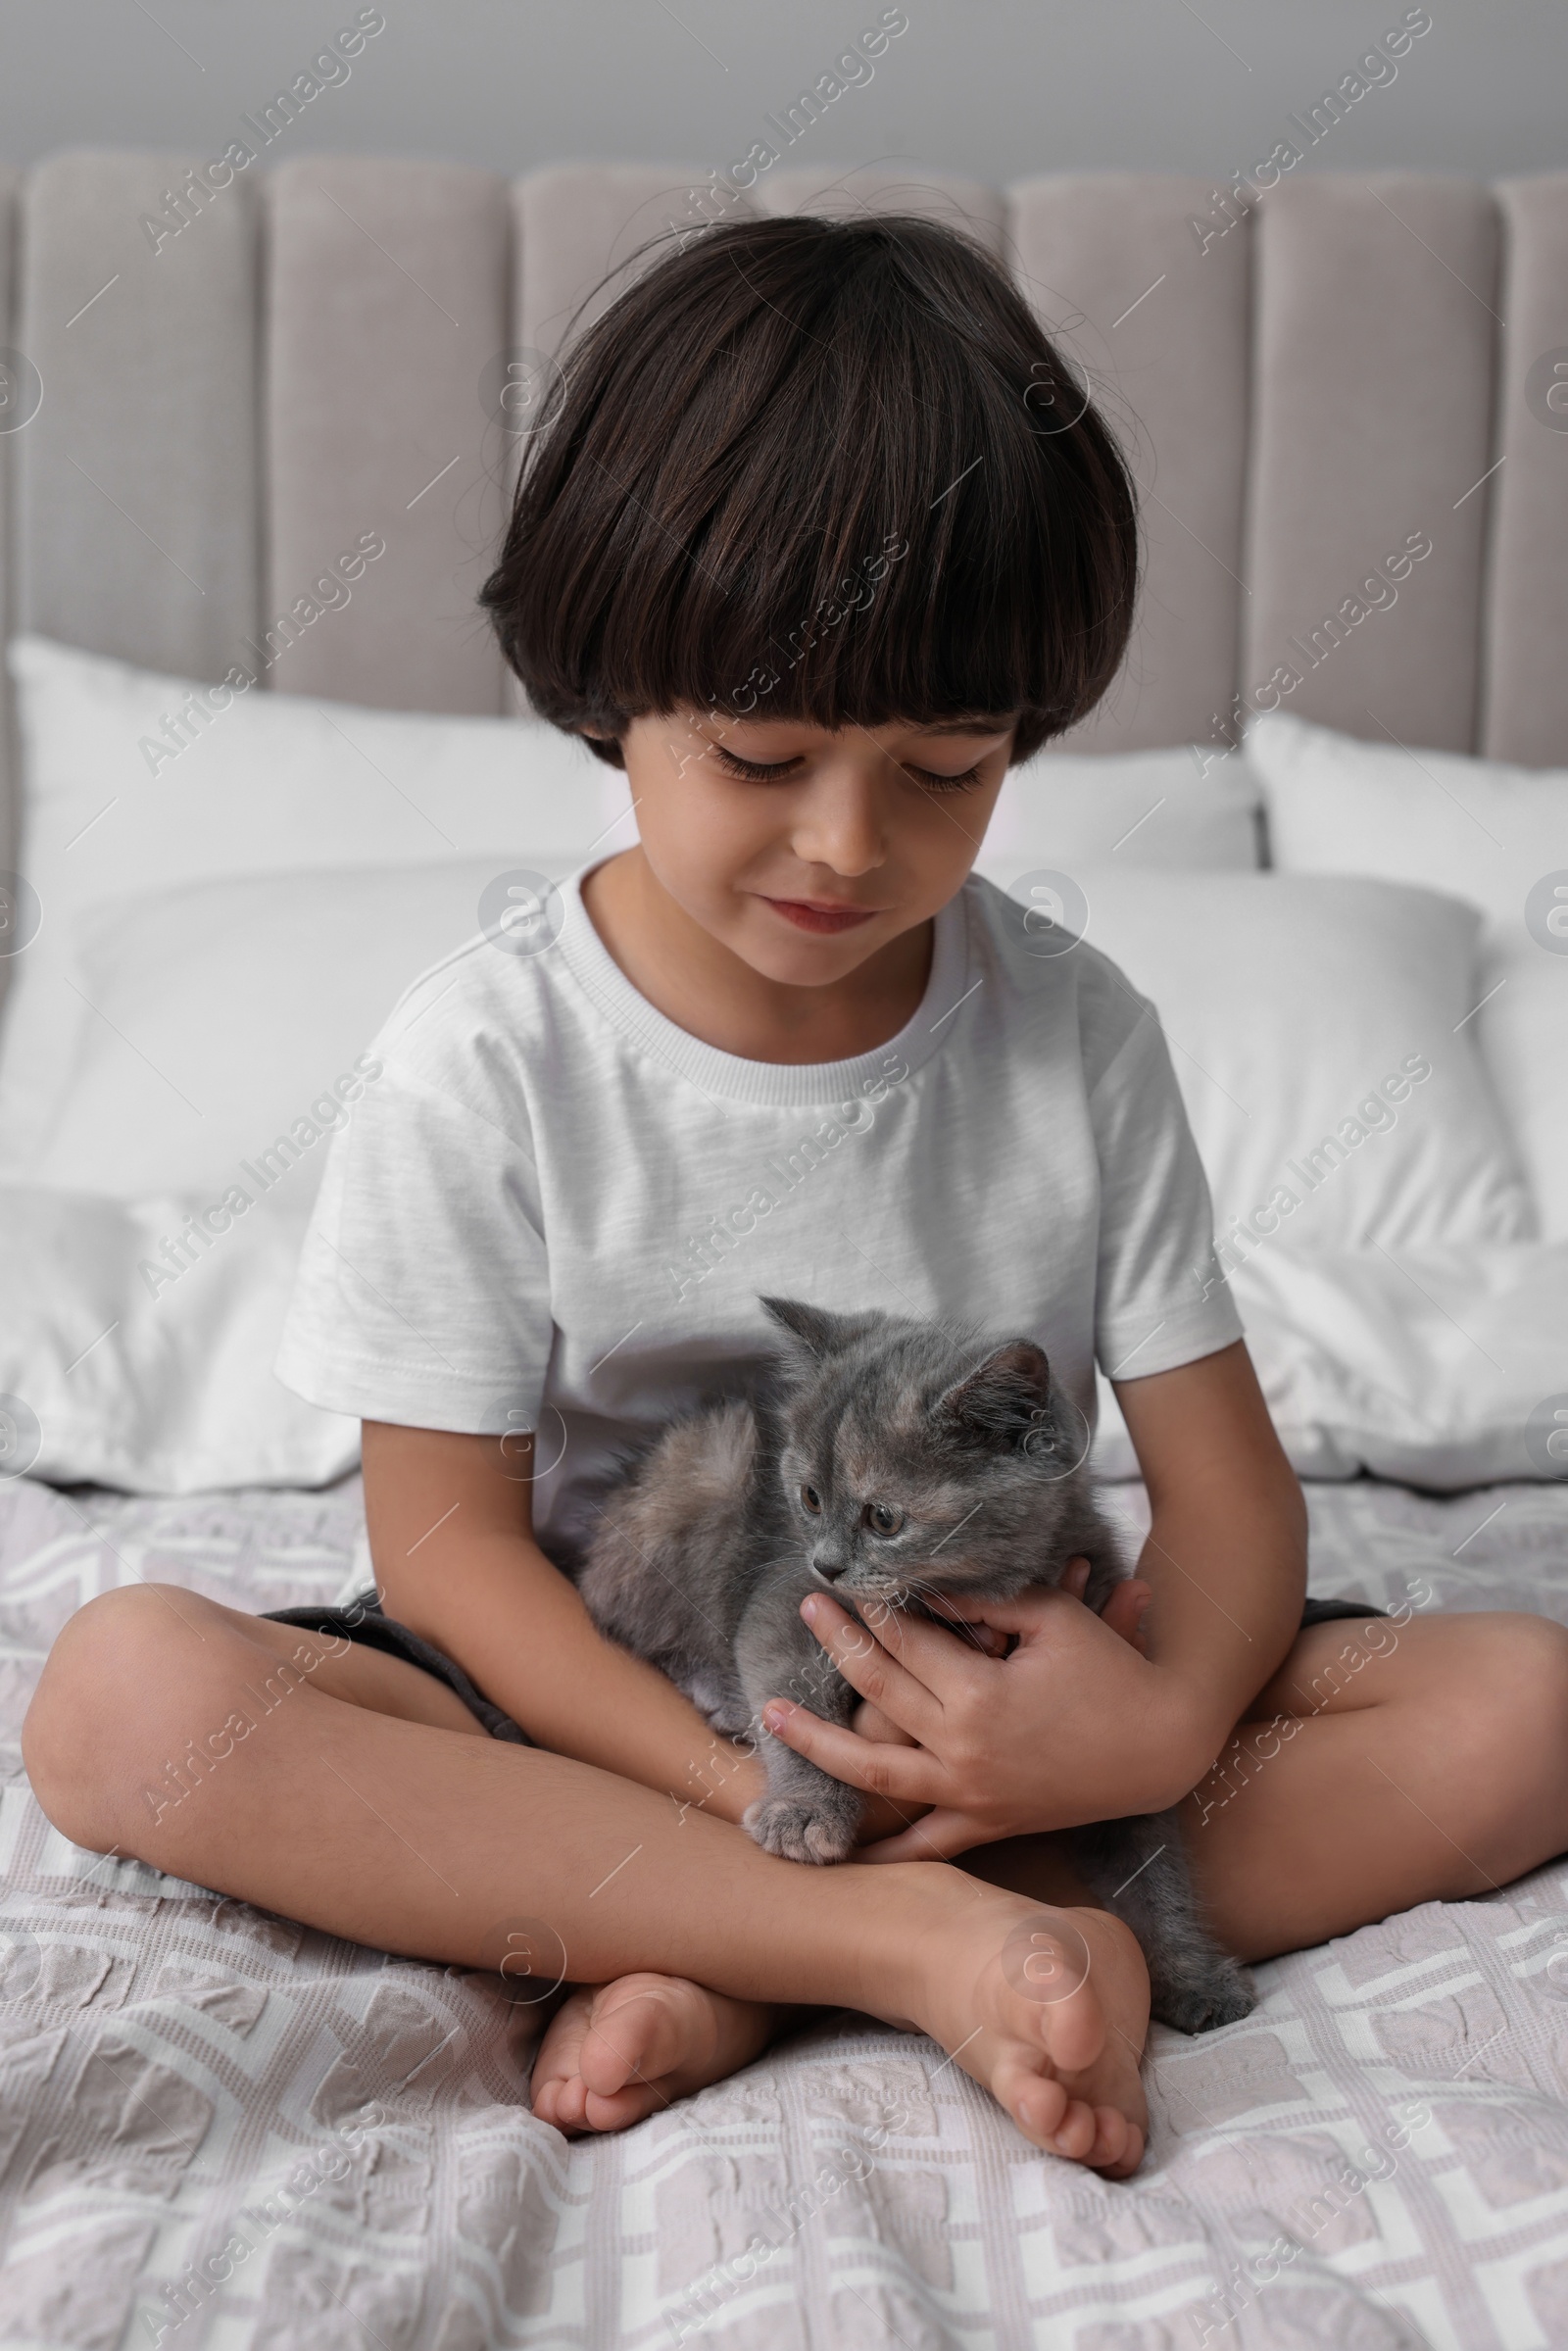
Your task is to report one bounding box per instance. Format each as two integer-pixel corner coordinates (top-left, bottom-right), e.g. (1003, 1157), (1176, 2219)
(811, 1554), (848, 1583)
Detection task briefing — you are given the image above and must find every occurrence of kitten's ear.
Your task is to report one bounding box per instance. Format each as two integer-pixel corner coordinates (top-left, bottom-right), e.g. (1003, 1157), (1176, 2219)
(759, 1296), (884, 1361)
(936, 1340), (1052, 1445)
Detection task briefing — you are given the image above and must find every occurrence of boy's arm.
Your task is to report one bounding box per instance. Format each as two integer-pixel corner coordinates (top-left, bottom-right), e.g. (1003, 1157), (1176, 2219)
(1111, 1337), (1307, 1798)
(362, 1423), (929, 1844)
(361, 1420), (768, 1825)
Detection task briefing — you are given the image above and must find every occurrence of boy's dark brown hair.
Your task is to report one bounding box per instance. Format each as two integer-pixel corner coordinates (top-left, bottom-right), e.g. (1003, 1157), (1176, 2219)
(478, 214), (1138, 767)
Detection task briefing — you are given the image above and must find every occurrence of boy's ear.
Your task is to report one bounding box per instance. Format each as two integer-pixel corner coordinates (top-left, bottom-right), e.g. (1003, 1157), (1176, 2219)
(759, 1296), (884, 1361)
(936, 1340), (1052, 1445)
(576, 726), (625, 769)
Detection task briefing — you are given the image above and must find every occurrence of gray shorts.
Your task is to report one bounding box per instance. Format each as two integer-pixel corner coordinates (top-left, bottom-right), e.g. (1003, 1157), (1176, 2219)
(261, 1588), (1386, 1745)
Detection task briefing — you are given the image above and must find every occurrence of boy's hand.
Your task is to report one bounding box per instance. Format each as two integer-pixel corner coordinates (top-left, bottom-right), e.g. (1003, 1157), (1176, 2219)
(846, 1562), (1148, 1747)
(785, 1344), (1308, 1860)
(761, 1568), (1198, 1863)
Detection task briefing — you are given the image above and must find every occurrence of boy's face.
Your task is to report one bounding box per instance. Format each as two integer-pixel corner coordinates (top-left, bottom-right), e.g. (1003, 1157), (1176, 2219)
(614, 708), (1017, 985)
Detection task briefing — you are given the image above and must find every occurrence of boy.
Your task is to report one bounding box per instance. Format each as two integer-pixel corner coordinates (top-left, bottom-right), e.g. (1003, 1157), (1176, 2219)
(25, 217), (1568, 2179)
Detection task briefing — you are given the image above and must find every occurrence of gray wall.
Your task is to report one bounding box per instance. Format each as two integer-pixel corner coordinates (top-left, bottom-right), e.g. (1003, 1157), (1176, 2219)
(0, 1), (1562, 182)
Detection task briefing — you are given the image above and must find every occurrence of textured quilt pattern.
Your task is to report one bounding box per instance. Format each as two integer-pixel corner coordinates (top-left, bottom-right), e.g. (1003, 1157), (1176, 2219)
(2, 1472), (1568, 2349)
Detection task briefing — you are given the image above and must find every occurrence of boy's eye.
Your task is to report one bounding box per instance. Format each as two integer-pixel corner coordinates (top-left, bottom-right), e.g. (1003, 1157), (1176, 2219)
(801, 1484), (823, 1513)
(906, 762), (983, 793)
(864, 1501), (904, 1537)
(710, 746), (983, 792)
(712, 747), (803, 782)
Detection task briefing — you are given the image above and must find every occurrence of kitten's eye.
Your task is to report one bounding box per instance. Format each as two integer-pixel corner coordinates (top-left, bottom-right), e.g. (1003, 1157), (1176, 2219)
(864, 1502), (904, 1537)
(801, 1484), (822, 1513)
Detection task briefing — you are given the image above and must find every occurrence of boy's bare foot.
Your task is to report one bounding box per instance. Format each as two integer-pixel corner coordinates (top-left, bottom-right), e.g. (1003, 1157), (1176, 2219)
(881, 1878), (1151, 2177)
(529, 1974), (780, 2134)
(529, 1885), (1150, 2176)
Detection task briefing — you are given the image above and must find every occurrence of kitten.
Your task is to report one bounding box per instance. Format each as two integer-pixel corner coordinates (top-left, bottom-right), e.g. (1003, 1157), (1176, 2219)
(566, 1295), (1256, 2034)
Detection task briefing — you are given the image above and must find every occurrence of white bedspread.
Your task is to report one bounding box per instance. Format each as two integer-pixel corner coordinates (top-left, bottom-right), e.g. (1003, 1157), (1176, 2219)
(3, 1472), (1568, 2349)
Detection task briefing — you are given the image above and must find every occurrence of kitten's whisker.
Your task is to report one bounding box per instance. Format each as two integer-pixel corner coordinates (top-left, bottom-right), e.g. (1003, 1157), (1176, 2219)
(864, 1574), (994, 1653)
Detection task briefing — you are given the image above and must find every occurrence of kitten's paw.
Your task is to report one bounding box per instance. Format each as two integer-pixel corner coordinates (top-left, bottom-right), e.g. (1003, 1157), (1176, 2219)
(744, 1796), (856, 1865)
(1153, 1957), (1257, 2035)
(712, 1703), (762, 1742)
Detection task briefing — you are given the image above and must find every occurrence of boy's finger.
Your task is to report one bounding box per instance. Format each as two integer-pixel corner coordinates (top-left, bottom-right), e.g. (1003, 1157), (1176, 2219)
(914, 1585), (1082, 1639)
(758, 1696), (943, 1803)
(852, 1698), (918, 1745)
(1100, 1579), (1152, 1651)
(855, 1809), (985, 1864)
(795, 1592), (951, 1740)
(801, 1592), (994, 1738)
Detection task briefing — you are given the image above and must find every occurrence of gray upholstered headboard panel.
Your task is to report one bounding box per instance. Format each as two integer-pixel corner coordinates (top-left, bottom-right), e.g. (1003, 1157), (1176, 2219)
(1, 153), (1565, 881)
(0, 161), (21, 887)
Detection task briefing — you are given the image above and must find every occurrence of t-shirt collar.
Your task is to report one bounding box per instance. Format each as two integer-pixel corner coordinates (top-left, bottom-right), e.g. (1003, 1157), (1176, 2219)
(554, 858), (973, 1108)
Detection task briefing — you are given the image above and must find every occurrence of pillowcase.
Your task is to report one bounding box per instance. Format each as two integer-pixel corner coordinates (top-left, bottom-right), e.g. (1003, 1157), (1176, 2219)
(4, 861), (1540, 1496)
(975, 742), (1259, 880)
(30, 860), (531, 1200)
(1247, 711), (1568, 1238)
(1092, 1240), (1568, 1491)
(2, 637), (1257, 1194)
(0, 1180), (356, 1494)
(1076, 869), (1535, 1256)
(0, 636), (633, 1178)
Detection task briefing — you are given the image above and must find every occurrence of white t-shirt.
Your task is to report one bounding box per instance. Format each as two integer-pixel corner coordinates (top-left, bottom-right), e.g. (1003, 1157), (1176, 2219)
(275, 861), (1244, 1557)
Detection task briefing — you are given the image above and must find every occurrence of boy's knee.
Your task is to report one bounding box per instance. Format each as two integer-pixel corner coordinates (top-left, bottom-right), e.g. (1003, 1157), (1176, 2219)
(1466, 1613), (1568, 1722)
(23, 1584), (220, 1848)
(1490, 1615), (1568, 1749)
(1442, 1614), (1568, 1831)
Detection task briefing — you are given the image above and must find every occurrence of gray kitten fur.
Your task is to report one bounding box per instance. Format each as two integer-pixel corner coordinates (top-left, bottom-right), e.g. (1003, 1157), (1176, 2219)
(564, 1296), (1255, 2035)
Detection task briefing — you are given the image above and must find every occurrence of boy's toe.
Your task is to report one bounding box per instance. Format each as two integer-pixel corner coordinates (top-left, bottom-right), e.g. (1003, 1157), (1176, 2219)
(578, 1977), (706, 2097)
(581, 2081), (665, 2132)
(1099, 2118), (1144, 2180)
(1046, 2096), (1101, 2162)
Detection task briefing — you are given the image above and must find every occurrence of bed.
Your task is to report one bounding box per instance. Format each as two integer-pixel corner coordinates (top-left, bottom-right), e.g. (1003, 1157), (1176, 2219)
(5, 1475), (1568, 2348)
(1, 154), (1566, 2349)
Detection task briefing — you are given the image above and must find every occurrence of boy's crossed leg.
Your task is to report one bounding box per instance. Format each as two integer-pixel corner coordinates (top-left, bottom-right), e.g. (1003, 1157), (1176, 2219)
(968, 1606), (1568, 1962)
(26, 1586), (1568, 2165)
(553, 1603), (1568, 2136)
(22, 1584), (1150, 2175)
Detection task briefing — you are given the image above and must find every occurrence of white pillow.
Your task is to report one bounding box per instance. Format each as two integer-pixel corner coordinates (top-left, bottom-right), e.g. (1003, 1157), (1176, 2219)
(2, 860), (1541, 1498)
(1076, 869), (1535, 1256)
(1093, 1240), (1568, 1491)
(1, 638), (1255, 1186)
(0, 636), (633, 1178)
(34, 820), (1266, 1206)
(976, 742), (1259, 879)
(1247, 711), (1568, 1238)
(0, 1181), (356, 1494)
(30, 860), (522, 1199)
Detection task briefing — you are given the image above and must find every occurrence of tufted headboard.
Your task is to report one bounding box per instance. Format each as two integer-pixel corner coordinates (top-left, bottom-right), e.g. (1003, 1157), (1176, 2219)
(1, 152), (1566, 888)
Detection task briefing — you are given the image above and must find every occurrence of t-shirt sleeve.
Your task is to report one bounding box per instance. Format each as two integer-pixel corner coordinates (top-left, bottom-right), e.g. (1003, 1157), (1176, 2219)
(273, 1060), (552, 1434)
(1090, 997), (1245, 1383)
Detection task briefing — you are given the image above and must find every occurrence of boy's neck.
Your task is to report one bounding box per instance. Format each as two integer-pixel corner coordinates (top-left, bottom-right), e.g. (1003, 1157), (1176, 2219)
(579, 850), (935, 1067)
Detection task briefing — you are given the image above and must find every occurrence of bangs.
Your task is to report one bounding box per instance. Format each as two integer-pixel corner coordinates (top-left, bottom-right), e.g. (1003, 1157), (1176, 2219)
(479, 215), (1138, 767)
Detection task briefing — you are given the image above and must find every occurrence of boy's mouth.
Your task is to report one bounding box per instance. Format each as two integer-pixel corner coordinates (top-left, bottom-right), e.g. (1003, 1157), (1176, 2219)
(759, 894), (882, 935)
